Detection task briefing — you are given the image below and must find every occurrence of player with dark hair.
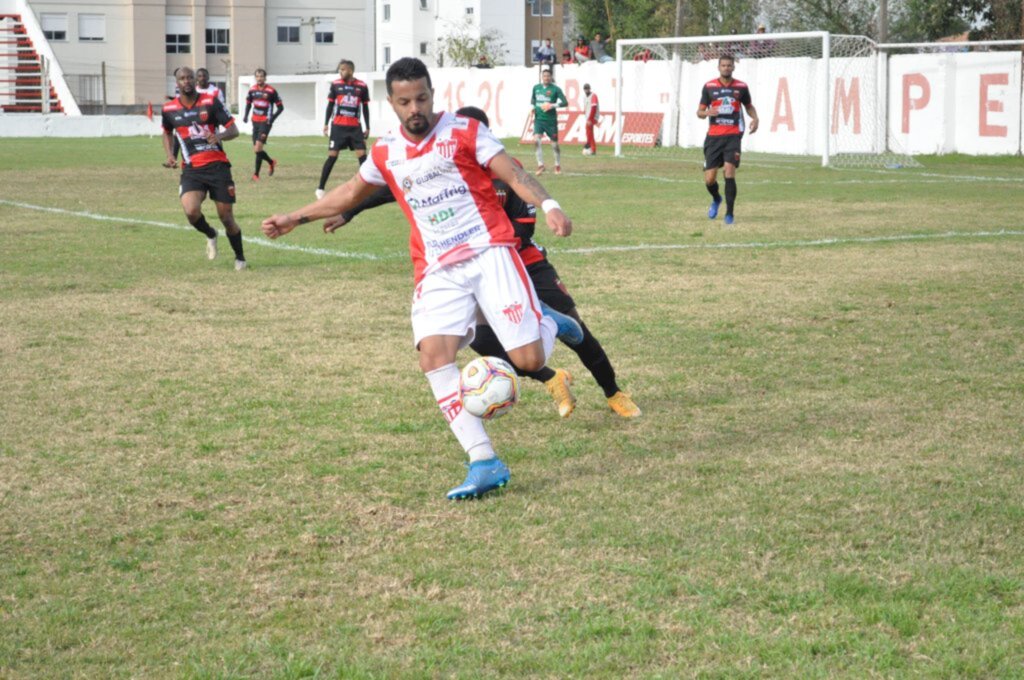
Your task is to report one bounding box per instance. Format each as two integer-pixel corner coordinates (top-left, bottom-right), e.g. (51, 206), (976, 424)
(243, 68), (283, 181)
(327, 105), (640, 420)
(262, 58), (586, 500)
(195, 68), (226, 106)
(316, 59), (370, 199)
(161, 66), (247, 270)
(698, 54), (758, 225)
(530, 68), (568, 175)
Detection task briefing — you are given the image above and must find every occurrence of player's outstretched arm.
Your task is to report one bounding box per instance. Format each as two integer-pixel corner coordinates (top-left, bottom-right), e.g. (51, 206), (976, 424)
(489, 151), (571, 237)
(263, 175), (379, 239)
(324, 186), (395, 234)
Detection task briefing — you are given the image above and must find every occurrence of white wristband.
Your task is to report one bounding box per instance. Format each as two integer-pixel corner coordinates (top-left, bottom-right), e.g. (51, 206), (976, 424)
(541, 199), (561, 214)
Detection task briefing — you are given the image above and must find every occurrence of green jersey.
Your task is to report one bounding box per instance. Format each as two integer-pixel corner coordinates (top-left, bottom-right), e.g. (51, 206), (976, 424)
(531, 83), (567, 123)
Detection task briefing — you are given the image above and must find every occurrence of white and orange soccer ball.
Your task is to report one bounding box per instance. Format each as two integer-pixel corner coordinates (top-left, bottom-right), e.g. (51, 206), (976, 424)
(459, 356), (520, 420)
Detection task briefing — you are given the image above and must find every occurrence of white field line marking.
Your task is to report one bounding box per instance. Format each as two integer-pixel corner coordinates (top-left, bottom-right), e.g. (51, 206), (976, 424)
(0, 198), (394, 260)
(562, 171), (1024, 185)
(3, 198), (1022, 260)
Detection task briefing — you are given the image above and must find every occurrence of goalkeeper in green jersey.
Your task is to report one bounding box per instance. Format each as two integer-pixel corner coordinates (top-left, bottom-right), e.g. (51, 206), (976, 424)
(530, 68), (568, 175)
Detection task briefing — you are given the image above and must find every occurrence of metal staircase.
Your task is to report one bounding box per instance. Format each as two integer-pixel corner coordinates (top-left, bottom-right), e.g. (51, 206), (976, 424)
(0, 13), (64, 113)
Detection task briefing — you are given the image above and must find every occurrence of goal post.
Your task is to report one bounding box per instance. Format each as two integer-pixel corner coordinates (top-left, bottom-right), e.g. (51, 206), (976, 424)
(614, 31), (922, 168)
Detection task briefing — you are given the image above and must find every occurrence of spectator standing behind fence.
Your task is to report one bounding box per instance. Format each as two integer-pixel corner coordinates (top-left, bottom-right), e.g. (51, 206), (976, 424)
(573, 37), (592, 64)
(590, 33), (613, 63)
(536, 39), (556, 66)
(749, 24), (776, 58)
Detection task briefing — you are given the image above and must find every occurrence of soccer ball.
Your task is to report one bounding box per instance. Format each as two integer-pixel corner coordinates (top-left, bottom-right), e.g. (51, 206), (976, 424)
(459, 356), (520, 420)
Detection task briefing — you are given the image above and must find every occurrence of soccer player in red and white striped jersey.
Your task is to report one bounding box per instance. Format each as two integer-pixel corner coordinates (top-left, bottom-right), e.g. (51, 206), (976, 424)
(262, 58), (579, 500)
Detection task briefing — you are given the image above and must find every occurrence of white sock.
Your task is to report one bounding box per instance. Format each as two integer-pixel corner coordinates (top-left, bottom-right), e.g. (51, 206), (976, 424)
(425, 363), (495, 463)
(553, 144), (561, 165)
(539, 315), (556, 362)
(535, 141), (544, 166)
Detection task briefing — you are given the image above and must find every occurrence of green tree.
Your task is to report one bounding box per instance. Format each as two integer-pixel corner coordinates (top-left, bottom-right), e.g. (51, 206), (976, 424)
(436, 20), (508, 67)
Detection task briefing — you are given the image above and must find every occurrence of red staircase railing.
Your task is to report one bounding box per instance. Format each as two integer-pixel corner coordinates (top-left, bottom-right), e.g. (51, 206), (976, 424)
(0, 14), (64, 113)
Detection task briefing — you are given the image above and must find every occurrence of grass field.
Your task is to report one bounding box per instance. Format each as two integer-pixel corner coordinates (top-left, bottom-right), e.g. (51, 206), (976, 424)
(2, 136), (1023, 678)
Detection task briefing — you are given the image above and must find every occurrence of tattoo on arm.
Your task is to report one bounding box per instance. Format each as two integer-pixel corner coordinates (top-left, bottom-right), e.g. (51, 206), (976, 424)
(298, 215), (311, 225)
(511, 164), (551, 205)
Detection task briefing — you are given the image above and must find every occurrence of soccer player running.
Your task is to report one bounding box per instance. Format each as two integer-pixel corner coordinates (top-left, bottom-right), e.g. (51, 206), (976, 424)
(530, 68), (568, 175)
(316, 60), (371, 199)
(262, 58), (581, 500)
(327, 106), (640, 420)
(161, 66), (247, 270)
(242, 68), (283, 181)
(697, 54), (759, 225)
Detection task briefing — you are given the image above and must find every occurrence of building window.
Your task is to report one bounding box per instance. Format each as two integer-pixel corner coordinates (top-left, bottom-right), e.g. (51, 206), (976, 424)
(383, 45), (391, 66)
(531, 0), (554, 17)
(466, 7), (474, 14)
(383, 4), (391, 22)
(419, 41), (428, 55)
(165, 16), (190, 54)
(206, 17), (229, 54)
(277, 17), (300, 44)
(420, 0), (429, 9)
(41, 14), (67, 41)
(78, 13), (105, 42)
(315, 18), (335, 44)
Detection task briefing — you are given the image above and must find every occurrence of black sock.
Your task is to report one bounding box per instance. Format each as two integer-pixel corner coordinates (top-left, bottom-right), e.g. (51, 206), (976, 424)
(254, 153), (263, 176)
(226, 230), (245, 260)
(725, 177), (737, 216)
(571, 321), (620, 397)
(357, 154), (367, 166)
(706, 181), (721, 202)
(469, 326), (555, 383)
(260, 150), (274, 164)
(190, 215), (217, 238)
(319, 156), (338, 190)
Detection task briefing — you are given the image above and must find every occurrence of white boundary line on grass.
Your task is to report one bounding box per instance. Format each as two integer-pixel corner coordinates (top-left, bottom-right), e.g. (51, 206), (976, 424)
(3, 198), (1023, 260)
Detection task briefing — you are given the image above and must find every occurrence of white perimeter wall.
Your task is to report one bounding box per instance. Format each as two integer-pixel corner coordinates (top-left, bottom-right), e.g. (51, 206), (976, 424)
(3, 52), (1022, 156)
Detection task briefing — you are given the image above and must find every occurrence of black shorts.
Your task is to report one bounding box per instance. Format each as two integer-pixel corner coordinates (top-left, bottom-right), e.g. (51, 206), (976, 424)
(180, 162), (236, 204)
(703, 134), (743, 170)
(527, 258), (576, 314)
(329, 124), (366, 152)
(252, 121), (272, 144)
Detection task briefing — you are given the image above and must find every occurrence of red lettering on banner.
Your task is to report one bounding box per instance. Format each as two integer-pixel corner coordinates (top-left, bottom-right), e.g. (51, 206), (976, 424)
(771, 78), (794, 131)
(519, 111), (661, 147)
(902, 73), (930, 133)
(979, 73), (1008, 137)
(832, 77), (861, 134)
(455, 81), (465, 109)
(493, 81), (503, 126)
(564, 79), (580, 108)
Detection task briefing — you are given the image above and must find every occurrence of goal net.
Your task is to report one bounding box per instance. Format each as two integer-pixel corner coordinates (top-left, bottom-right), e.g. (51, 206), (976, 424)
(614, 31), (919, 168)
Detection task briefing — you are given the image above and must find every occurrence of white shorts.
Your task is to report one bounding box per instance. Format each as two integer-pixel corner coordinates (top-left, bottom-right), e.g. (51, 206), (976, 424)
(411, 246), (544, 351)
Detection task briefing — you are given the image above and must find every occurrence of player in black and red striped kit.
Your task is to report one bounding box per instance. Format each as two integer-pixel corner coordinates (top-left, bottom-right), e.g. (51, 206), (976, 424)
(323, 106), (641, 419)
(161, 66), (247, 270)
(697, 54), (759, 225)
(316, 60), (370, 199)
(243, 68), (284, 181)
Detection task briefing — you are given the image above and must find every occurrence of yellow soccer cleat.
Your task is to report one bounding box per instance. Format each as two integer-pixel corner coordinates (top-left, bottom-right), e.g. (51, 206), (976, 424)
(544, 368), (576, 418)
(607, 391), (641, 418)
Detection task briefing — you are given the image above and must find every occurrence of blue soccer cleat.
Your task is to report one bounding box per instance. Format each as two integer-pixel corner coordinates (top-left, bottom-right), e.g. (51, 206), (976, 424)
(446, 458), (511, 500)
(708, 196), (722, 219)
(540, 302), (584, 346)
(724, 214), (734, 226)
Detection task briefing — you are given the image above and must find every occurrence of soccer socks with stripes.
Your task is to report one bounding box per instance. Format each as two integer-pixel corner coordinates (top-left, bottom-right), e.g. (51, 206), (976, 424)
(318, 155), (337, 191)
(535, 141), (544, 167)
(426, 364), (495, 463)
(469, 325), (557, 383)
(571, 321), (621, 398)
(226, 230), (245, 261)
(725, 178), (737, 216)
(706, 181), (722, 202)
(190, 215), (217, 239)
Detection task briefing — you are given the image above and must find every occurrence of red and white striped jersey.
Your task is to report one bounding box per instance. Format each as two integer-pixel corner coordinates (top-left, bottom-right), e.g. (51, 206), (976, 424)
(359, 111), (518, 283)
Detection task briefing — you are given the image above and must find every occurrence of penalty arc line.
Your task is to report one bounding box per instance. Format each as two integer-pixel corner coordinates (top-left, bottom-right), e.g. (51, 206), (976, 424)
(3, 198), (1023, 259)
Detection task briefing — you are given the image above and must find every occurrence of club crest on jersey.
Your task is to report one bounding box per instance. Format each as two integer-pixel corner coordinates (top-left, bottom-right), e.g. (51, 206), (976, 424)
(199, 110), (209, 124)
(436, 139), (458, 160)
(502, 302), (524, 325)
(228, 185), (236, 198)
(402, 176), (413, 193)
(439, 395), (462, 423)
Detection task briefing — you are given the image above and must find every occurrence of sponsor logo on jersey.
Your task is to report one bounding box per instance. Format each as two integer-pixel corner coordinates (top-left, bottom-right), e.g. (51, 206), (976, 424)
(502, 302), (524, 325)
(199, 110), (209, 124)
(415, 166), (448, 185)
(436, 139), (458, 160)
(402, 176), (413, 193)
(407, 185), (467, 211)
(423, 223), (482, 252)
(428, 207), (456, 226)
